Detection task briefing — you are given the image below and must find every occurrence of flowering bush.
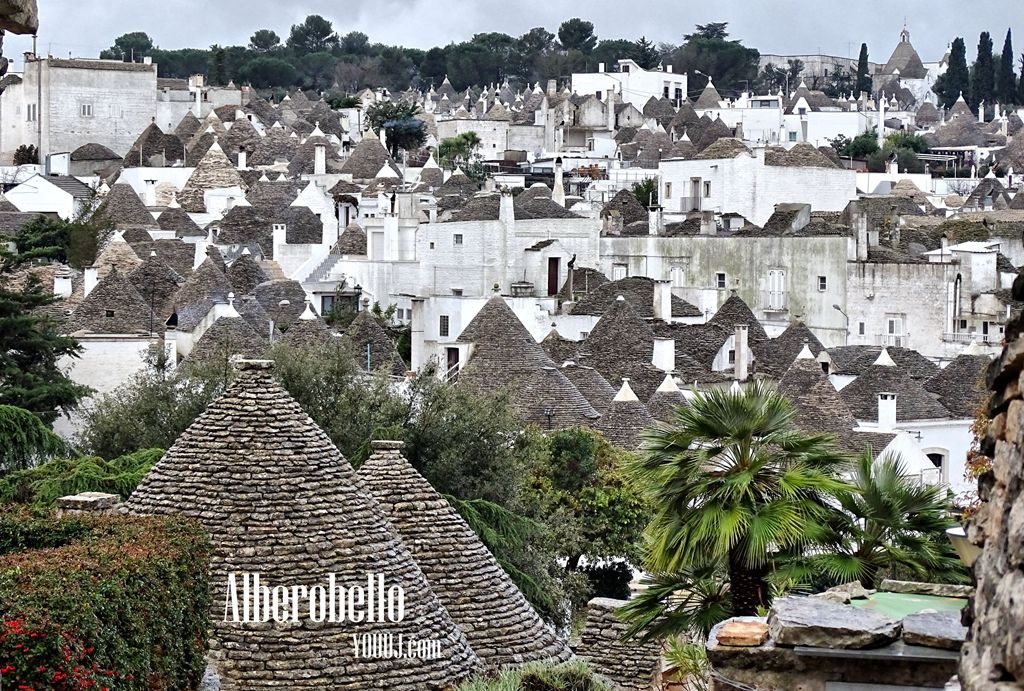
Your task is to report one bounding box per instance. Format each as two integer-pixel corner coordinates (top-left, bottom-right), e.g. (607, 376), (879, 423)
(0, 508), (210, 690)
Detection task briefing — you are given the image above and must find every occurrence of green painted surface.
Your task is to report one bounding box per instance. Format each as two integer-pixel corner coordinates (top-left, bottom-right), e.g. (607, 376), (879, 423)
(851, 591), (966, 619)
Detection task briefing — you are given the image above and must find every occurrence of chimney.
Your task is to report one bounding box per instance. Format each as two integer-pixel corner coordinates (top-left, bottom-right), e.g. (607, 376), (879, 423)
(666, 64), (673, 73)
(144, 179), (156, 207)
(734, 324), (749, 381)
(853, 203), (868, 262)
(84, 267), (98, 297)
(193, 86), (201, 117)
(606, 89), (617, 131)
(314, 142), (326, 176)
(652, 337), (675, 372)
(699, 210), (716, 236)
(878, 392), (897, 431)
(648, 205), (662, 235)
(272, 223), (287, 257)
(499, 189), (516, 227)
(598, 62), (606, 73)
(653, 280), (672, 321)
(53, 271), (72, 298)
(547, 79), (557, 97)
(237, 146), (247, 170)
(552, 157), (565, 207)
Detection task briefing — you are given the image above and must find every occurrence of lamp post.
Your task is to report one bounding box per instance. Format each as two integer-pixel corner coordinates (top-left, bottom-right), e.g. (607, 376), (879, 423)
(543, 406), (554, 430)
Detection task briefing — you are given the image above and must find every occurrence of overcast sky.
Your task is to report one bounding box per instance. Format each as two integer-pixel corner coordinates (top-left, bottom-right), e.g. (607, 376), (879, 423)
(5, 1), (1023, 73)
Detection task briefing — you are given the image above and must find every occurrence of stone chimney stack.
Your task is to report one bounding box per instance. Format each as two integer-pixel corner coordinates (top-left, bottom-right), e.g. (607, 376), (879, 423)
(699, 210), (717, 236)
(53, 271), (72, 298)
(552, 157), (565, 207)
(237, 146), (247, 170)
(734, 324), (749, 381)
(314, 142), (327, 176)
(84, 266), (98, 297)
(878, 392), (897, 431)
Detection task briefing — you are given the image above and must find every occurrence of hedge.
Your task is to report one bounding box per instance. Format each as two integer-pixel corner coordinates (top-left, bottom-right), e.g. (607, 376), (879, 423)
(0, 507), (210, 690)
(457, 660), (612, 691)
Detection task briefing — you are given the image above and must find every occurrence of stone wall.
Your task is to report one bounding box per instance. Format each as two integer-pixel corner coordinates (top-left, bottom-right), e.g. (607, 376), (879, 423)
(574, 597), (662, 691)
(959, 335), (1024, 689)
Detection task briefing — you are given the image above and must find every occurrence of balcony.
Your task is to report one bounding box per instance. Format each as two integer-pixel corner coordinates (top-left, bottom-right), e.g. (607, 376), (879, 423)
(760, 291), (788, 313)
(677, 196), (701, 213)
(875, 334), (906, 347)
(943, 332), (1000, 345)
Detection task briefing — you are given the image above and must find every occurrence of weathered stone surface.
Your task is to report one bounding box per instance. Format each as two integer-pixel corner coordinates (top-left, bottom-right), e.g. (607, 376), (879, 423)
(56, 492), (120, 513)
(0, 0), (38, 34)
(575, 598), (661, 691)
(768, 597), (901, 649)
(717, 619), (769, 647)
(903, 612), (968, 650)
(880, 580), (975, 598)
(811, 581), (874, 604)
(961, 321), (1024, 690)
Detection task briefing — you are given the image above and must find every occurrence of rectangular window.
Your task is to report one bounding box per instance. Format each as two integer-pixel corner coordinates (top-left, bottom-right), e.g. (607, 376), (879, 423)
(612, 263), (628, 280)
(321, 295), (335, 314)
(579, 331), (590, 340)
(788, 131), (797, 142)
(669, 265), (685, 288)
(452, 289), (463, 296)
(80, 103), (93, 117)
(885, 313), (906, 336)
(715, 272), (727, 289)
(104, 309), (114, 318)
(858, 321), (865, 335)
(798, 107), (807, 116)
(429, 241), (435, 250)
(959, 319), (967, 329)
(674, 87), (683, 102)
(663, 86), (670, 99)
(817, 276), (827, 292)
(664, 182), (672, 199)
(26, 104), (36, 122)
(453, 234), (463, 246)
(439, 315), (450, 338)
(110, 104), (123, 119)
(728, 349), (736, 364)
(703, 181), (711, 197)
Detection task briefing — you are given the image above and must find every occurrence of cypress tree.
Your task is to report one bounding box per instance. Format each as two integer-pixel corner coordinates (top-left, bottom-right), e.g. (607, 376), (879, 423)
(856, 43), (872, 96)
(935, 38), (970, 110)
(0, 239), (91, 426)
(1019, 53), (1024, 104)
(997, 29), (1016, 104)
(970, 31), (995, 111)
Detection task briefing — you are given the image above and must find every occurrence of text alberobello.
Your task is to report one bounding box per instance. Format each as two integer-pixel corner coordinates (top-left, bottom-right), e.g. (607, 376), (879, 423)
(222, 573), (406, 624)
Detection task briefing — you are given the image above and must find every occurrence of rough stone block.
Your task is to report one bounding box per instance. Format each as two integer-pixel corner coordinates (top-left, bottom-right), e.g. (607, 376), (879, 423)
(902, 612), (968, 650)
(717, 620), (769, 647)
(768, 596), (901, 649)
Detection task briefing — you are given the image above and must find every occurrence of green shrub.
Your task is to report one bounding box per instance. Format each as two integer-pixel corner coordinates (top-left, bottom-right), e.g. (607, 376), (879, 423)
(0, 448), (163, 507)
(457, 660), (612, 691)
(0, 508), (210, 689)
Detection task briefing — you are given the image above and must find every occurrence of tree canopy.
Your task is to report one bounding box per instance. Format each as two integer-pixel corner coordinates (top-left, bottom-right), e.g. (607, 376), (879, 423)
(558, 18), (597, 53)
(287, 14), (339, 54)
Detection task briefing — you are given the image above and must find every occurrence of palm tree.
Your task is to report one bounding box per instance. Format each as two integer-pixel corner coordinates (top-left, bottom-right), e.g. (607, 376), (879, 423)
(813, 452), (967, 589)
(628, 381), (851, 617)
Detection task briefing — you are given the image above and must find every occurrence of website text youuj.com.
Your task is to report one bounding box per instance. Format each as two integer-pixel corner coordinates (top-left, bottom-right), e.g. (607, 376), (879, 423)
(220, 572), (444, 660)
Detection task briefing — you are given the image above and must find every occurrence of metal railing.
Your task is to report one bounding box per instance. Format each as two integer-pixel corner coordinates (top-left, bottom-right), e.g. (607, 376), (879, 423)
(876, 334), (905, 347)
(943, 332), (999, 345)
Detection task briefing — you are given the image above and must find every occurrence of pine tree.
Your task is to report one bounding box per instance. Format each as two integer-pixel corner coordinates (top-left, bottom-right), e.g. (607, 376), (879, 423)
(856, 43), (872, 97)
(997, 29), (1016, 104)
(0, 242), (91, 427)
(934, 38), (970, 110)
(970, 31), (995, 111)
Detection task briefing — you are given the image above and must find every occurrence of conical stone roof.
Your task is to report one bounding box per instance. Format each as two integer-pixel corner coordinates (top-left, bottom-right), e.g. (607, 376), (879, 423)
(125, 361), (482, 689)
(68, 266), (153, 334)
(173, 257), (234, 331)
(358, 440), (574, 669)
(178, 141), (245, 212)
(561, 361), (616, 415)
(92, 183), (155, 227)
(157, 204), (204, 237)
(174, 111), (202, 142)
(646, 374), (688, 423)
(127, 251), (184, 322)
(596, 379), (655, 449)
(226, 250), (269, 296)
(184, 313), (266, 367)
(838, 349), (950, 421)
(340, 309), (406, 375)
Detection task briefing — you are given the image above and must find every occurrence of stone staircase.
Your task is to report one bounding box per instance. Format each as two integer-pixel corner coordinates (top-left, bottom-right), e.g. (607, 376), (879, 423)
(259, 259), (287, 281)
(305, 251), (342, 283)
